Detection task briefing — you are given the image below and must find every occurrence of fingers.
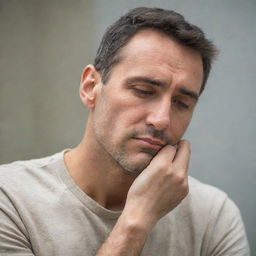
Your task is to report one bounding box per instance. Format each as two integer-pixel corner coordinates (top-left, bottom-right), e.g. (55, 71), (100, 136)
(147, 140), (190, 177)
(150, 140), (190, 166)
(150, 144), (177, 166)
(173, 140), (191, 171)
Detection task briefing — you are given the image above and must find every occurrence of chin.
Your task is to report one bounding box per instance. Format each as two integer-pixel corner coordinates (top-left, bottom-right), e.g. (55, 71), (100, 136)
(119, 152), (153, 174)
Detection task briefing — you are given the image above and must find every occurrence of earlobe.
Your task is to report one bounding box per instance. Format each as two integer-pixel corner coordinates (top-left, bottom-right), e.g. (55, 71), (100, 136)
(79, 65), (101, 109)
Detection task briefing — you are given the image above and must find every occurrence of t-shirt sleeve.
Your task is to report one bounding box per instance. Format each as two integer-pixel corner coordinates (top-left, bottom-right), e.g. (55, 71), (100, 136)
(0, 186), (34, 255)
(205, 195), (250, 256)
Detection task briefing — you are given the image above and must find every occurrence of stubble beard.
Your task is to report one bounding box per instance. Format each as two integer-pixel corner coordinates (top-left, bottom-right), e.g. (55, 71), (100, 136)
(96, 136), (156, 174)
(94, 128), (165, 174)
(109, 144), (159, 174)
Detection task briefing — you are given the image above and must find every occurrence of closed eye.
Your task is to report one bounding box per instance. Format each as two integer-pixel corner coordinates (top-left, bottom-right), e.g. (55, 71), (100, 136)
(173, 98), (189, 109)
(133, 88), (154, 95)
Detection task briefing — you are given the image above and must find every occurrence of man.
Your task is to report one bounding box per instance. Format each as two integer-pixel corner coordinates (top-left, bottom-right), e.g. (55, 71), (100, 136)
(0, 7), (250, 256)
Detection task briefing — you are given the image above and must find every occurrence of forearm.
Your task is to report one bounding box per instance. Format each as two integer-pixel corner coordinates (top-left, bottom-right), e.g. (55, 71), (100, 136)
(96, 213), (151, 256)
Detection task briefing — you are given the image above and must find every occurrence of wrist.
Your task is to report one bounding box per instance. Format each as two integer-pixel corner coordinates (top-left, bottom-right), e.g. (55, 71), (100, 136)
(96, 210), (151, 255)
(119, 208), (156, 235)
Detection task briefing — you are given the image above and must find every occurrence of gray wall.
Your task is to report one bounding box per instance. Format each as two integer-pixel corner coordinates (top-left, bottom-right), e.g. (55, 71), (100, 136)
(1, 0), (255, 254)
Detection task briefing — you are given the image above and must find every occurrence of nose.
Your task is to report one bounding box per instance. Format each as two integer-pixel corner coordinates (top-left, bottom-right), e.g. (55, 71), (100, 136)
(145, 99), (171, 131)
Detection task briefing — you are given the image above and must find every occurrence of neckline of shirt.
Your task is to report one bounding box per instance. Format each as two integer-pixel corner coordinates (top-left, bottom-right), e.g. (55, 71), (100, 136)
(51, 149), (122, 220)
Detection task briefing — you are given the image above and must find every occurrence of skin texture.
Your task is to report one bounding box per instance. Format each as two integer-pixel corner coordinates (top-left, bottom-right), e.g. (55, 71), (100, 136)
(93, 29), (201, 173)
(64, 29), (203, 255)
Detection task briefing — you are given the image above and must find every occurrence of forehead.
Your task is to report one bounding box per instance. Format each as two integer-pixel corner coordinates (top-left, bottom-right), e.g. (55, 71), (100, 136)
(109, 29), (203, 93)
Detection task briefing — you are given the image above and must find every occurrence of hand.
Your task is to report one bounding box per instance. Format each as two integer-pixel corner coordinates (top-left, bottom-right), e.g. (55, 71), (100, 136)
(122, 140), (190, 231)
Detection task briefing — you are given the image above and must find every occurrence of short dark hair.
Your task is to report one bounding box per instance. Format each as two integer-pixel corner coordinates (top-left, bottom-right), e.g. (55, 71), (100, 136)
(94, 7), (218, 94)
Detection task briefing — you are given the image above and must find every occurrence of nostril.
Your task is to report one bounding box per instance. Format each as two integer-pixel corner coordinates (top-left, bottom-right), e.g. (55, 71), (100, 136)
(145, 114), (170, 131)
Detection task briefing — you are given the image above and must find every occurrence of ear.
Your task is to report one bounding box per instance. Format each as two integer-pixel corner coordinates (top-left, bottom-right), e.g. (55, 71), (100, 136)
(79, 65), (102, 109)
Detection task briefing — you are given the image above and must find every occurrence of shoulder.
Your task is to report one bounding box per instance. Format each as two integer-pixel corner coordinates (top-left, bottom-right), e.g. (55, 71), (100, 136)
(188, 176), (228, 205)
(0, 151), (65, 190)
(173, 176), (250, 255)
(185, 176), (241, 217)
(175, 176), (242, 228)
(187, 174), (242, 214)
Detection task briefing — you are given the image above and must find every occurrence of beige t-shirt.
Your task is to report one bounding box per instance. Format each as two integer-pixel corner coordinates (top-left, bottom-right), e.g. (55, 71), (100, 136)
(0, 150), (250, 256)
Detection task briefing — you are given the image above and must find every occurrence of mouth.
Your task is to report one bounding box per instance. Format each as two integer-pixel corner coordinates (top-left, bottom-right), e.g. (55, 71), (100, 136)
(134, 137), (165, 150)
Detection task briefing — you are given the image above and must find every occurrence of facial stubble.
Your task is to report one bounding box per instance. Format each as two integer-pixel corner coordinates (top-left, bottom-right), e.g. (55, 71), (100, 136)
(94, 124), (170, 174)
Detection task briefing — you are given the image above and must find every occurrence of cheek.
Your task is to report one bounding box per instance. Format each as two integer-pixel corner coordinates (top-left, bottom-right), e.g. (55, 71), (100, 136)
(110, 109), (143, 134)
(107, 96), (146, 127)
(170, 113), (192, 139)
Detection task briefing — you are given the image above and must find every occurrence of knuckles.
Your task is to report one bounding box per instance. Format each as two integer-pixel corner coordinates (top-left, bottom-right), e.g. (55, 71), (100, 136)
(181, 180), (189, 197)
(167, 170), (189, 196)
(150, 161), (188, 185)
(173, 172), (186, 184)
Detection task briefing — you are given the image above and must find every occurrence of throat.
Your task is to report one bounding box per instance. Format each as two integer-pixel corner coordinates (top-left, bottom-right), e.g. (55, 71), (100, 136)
(64, 147), (136, 211)
(84, 171), (134, 211)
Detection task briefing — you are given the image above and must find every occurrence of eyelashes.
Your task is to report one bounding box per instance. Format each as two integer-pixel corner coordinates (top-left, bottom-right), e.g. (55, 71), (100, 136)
(172, 98), (189, 109)
(132, 88), (190, 110)
(133, 88), (153, 95)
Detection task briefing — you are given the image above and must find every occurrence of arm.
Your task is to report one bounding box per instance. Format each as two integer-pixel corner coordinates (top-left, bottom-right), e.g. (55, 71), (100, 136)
(96, 140), (190, 256)
(205, 196), (250, 256)
(0, 187), (34, 255)
(95, 212), (149, 255)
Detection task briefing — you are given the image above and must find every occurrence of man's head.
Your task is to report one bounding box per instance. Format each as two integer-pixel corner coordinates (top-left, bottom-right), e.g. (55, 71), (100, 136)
(80, 7), (217, 174)
(94, 7), (218, 94)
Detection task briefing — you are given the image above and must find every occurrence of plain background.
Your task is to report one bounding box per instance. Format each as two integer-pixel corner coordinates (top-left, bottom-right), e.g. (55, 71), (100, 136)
(0, 0), (255, 254)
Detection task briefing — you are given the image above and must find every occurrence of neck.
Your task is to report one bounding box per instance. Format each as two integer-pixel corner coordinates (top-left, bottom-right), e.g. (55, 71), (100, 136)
(64, 126), (137, 211)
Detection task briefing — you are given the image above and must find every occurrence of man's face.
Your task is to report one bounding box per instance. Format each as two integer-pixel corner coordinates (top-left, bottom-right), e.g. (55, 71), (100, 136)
(92, 29), (203, 173)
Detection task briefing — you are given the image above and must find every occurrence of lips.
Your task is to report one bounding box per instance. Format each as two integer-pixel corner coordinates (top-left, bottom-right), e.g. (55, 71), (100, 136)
(134, 137), (165, 149)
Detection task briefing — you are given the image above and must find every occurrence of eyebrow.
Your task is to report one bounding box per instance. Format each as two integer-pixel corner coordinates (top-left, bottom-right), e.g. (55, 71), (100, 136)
(125, 76), (167, 87)
(178, 87), (199, 101)
(125, 76), (199, 101)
